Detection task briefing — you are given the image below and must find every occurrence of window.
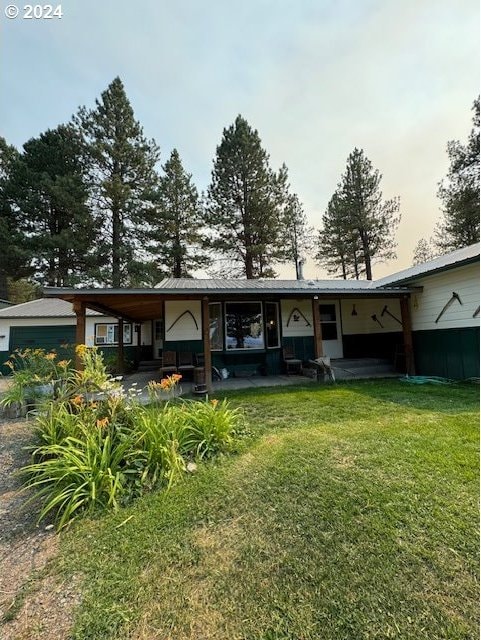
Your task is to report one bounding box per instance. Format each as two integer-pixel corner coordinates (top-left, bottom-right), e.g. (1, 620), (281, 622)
(209, 303), (223, 351)
(265, 302), (280, 348)
(319, 304), (338, 340)
(225, 302), (264, 350)
(95, 323), (132, 345)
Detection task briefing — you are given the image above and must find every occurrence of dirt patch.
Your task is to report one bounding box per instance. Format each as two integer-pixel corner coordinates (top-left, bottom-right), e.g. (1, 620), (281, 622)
(0, 378), (11, 394)
(0, 417), (80, 639)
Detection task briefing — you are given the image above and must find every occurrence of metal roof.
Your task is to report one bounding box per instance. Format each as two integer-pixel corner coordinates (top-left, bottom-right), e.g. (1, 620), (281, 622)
(0, 298), (102, 319)
(376, 243), (480, 287)
(155, 277), (377, 293)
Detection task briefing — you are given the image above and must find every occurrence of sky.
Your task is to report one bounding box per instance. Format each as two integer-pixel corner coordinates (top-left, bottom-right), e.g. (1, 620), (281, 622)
(0, 0), (479, 279)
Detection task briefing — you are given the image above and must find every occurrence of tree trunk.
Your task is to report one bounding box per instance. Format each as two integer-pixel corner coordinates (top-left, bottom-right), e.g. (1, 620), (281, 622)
(0, 272), (8, 301)
(112, 206), (121, 287)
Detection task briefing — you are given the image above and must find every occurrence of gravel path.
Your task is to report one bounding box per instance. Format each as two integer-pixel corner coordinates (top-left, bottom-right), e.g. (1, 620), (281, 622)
(0, 389), (80, 639)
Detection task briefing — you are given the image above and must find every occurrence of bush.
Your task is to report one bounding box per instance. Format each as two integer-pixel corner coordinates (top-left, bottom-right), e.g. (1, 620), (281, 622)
(21, 357), (244, 529)
(1, 348), (71, 410)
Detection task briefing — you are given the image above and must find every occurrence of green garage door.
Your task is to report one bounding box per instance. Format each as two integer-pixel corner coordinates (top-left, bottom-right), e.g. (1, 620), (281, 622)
(10, 325), (76, 357)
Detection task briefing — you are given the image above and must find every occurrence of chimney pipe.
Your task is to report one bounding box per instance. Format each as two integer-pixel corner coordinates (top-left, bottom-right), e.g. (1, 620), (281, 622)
(297, 259), (305, 280)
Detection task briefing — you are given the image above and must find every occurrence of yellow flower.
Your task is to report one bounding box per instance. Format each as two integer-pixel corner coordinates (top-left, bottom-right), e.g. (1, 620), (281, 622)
(57, 359), (70, 368)
(75, 344), (87, 356)
(4, 360), (13, 369)
(72, 395), (83, 406)
(210, 398), (219, 408)
(96, 417), (109, 429)
(45, 353), (56, 361)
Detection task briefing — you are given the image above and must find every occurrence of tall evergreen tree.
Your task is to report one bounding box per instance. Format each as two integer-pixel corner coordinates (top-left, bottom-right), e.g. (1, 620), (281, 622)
(436, 97), (480, 251)
(412, 238), (437, 265)
(0, 138), (25, 298)
(76, 77), (160, 287)
(315, 189), (363, 279)
(148, 149), (209, 278)
(9, 125), (95, 287)
(318, 149), (400, 280)
(206, 115), (286, 279)
(275, 165), (314, 278)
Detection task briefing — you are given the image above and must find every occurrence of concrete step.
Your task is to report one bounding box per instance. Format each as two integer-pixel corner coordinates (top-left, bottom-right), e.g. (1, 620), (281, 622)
(137, 360), (161, 372)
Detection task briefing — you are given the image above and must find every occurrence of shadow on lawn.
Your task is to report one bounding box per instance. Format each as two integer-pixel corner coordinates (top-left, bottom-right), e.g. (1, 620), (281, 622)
(215, 378), (480, 416)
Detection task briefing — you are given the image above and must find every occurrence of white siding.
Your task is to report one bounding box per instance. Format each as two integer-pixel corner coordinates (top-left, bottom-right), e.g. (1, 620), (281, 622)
(341, 298), (403, 335)
(164, 301), (202, 341)
(0, 320), (10, 351)
(85, 317), (140, 347)
(280, 300), (314, 337)
(411, 263), (480, 331)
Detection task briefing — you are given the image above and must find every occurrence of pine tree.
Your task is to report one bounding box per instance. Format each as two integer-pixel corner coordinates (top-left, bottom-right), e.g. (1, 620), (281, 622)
(9, 125), (95, 287)
(148, 149), (209, 278)
(206, 115), (286, 279)
(315, 189), (363, 279)
(0, 137), (31, 298)
(412, 238), (437, 265)
(339, 148), (400, 280)
(436, 97), (480, 251)
(275, 165), (314, 278)
(76, 77), (160, 287)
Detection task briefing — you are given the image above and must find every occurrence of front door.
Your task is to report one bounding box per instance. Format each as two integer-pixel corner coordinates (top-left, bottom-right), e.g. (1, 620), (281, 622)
(319, 301), (343, 359)
(153, 319), (163, 359)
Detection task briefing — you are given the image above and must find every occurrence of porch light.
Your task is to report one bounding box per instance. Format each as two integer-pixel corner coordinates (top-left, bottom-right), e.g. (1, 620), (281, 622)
(351, 304), (358, 316)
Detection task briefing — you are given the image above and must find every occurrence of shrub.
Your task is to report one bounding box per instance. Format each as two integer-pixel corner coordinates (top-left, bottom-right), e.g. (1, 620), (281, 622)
(1, 348), (71, 409)
(21, 367), (244, 529)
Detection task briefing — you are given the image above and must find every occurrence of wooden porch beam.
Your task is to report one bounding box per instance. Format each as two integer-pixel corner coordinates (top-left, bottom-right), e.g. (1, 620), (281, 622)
(73, 300), (86, 370)
(400, 295), (415, 375)
(201, 297), (213, 393)
(312, 297), (324, 358)
(83, 301), (137, 324)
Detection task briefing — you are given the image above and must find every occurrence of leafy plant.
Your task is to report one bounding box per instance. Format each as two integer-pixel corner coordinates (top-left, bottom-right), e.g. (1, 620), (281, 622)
(22, 421), (133, 529)
(22, 369), (243, 529)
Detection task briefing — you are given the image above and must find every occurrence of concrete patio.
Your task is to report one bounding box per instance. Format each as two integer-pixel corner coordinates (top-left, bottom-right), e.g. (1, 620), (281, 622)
(122, 370), (318, 402)
(120, 356), (401, 402)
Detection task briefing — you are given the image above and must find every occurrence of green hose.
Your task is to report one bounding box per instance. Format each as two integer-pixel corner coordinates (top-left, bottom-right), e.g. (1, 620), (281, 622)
(400, 375), (453, 385)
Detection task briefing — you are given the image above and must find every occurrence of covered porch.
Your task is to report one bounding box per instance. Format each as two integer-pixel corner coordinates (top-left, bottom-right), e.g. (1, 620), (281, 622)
(44, 279), (419, 392)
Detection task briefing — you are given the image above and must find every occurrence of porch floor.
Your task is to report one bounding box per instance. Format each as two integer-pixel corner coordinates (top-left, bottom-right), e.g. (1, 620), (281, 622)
(122, 357), (399, 402)
(122, 371), (318, 402)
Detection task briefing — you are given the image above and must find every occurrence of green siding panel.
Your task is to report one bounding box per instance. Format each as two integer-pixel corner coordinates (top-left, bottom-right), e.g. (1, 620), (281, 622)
(282, 336), (315, 363)
(413, 328), (479, 379)
(0, 351), (10, 376)
(164, 341), (204, 358)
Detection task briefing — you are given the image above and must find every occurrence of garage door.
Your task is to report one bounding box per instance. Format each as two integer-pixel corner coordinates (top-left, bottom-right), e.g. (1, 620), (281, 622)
(10, 325), (76, 356)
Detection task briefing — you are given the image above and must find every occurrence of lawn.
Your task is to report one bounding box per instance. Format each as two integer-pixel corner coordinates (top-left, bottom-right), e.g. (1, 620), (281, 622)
(57, 380), (478, 640)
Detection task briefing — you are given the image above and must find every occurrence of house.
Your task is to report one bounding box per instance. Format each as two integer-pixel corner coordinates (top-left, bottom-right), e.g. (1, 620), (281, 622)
(0, 298), (142, 375)
(1, 244), (478, 385)
(376, 242), (480, 379)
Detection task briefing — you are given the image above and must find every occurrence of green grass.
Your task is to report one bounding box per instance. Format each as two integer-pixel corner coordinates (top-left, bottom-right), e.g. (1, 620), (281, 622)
(56, 380), (478, 640)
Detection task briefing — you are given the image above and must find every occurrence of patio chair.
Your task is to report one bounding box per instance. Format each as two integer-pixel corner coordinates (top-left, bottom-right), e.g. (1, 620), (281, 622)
(178, 351), (195, 379)
(283, 347), (302, 375)
(160, 350), (177, 377)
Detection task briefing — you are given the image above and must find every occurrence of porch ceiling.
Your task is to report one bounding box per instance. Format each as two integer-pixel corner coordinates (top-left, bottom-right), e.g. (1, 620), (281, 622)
(44, 286), (422, 322)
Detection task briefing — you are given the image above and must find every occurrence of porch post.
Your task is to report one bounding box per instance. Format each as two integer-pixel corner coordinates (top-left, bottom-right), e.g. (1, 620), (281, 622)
(312, 297), (323, 358)
(202, 297), (213, 393)
(400, 295), (415, 375)
(117, 318), (125, 374)
(73, 300), (86, 370)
